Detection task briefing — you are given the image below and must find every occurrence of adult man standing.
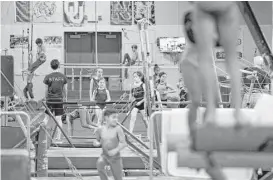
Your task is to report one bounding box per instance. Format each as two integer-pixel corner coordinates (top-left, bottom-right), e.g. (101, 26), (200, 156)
(43, 59), (67, 141)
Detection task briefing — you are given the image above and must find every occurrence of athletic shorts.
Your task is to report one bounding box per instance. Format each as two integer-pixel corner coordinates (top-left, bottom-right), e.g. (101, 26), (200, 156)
(135, 101), (144, 110)
(45, 99), (64, 116)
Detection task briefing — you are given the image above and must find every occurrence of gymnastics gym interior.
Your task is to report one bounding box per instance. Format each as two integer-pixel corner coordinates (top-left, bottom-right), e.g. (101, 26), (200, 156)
(1, 1), (273, 180)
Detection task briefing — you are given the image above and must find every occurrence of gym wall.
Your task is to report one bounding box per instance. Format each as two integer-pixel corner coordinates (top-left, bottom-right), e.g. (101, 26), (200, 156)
(1, 1), (272, 100)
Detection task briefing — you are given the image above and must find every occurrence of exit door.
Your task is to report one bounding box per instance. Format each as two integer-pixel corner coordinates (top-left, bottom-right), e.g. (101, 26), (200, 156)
(64, 32), (122, 100)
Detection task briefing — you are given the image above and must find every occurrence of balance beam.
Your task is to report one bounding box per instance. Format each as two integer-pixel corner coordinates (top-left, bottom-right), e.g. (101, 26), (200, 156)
(176, 149), (273, 169)
(194, 126), (273, 152)
(193, 96), (273, 152)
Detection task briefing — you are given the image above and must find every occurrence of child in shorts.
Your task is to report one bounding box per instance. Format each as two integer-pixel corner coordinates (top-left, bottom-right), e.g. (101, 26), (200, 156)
(27, 38), (46, 73)
(24, 38), (46, 101)
(94, 109), (127, 180)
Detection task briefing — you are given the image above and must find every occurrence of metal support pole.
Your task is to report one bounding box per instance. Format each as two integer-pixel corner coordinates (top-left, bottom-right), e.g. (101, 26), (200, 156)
(72, 68), (75, 91)
(36, 123), (48, 177)
(140, 19), (162, 169)
(150, 111), (164, 178)
(66, 114), (72, 137)
(212, 49), (223, 108)
(95, 1), (98, 65)
(3, 97), (9, 126)
(79, 68), (82, 100)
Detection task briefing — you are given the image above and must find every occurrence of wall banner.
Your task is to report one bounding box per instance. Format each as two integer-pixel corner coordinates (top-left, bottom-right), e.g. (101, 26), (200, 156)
(110, 1), (132, 25)
(15, 1), (30, 22)
(63, 1), (87, 27)
(43, 36), (62, 48)
(33, 1), (63, 23)
(133, 1), (155, 25)
(10, 35), (29, 49)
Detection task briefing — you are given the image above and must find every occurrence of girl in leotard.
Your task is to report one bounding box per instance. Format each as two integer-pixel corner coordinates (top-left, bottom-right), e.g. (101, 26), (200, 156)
(177, 78), (189, 108)
(192, 2), (247, 127)
(90, 68), (103, 101)
(156, 72), (176, 107)
(180, 6), (246, 180)
(92, 78), (111, 126)
(129, 71), (149, 138)
(153, 64), (160, 87)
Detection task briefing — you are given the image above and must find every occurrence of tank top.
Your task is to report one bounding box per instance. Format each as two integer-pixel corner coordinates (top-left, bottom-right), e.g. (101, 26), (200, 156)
(95, 88), (108, 109)
(156, 82), (168, 101)
(131, 83), (144, 102)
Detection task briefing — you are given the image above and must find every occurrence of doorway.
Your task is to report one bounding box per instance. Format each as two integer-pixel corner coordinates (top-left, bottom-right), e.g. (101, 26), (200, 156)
(64, 32), (122, 100)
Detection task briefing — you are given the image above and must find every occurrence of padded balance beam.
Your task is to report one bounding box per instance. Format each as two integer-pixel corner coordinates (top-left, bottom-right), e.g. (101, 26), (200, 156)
(51, 140), (98, 148)
(194, 126), (273, 152)
(33, 169), (160, 177)
(193, 97), (273, 152)
(45, 100), (130, 106)
(32, 177), (184, 180)
(176, 150), (273, 169)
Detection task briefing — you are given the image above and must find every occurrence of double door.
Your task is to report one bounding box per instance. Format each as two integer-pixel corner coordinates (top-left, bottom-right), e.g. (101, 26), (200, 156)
(64, 32), (122, 100)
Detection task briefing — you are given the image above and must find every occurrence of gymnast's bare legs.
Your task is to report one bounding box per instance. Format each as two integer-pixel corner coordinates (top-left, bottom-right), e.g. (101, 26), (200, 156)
(194, 2), (247, 128)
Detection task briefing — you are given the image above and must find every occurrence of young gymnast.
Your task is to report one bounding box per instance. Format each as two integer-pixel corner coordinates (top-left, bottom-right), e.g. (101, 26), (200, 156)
(191, 2), (247, 127)
(177, 78), (189, 108)
(153, 64), (160, 86)
(27, 38), (46, 73)
(24, 38), (46, 101)
(123, 45), (140, 79)
(90, 68), (104, 101)
(92, 78), (111, 126)
(129, 71), (149, 137)
(156, 72), (176, 106)
(242, 56), (271, 108)
(94, 109), (127, 180)
(43, 59), (67, 141)
(180, 4), (245, 180)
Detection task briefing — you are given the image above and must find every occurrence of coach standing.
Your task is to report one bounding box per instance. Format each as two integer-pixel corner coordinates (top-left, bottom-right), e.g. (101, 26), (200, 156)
(43, 59), (67, 141)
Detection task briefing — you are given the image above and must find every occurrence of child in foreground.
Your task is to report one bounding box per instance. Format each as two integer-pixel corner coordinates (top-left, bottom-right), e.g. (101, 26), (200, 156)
(192, 2), (247, 127)
(94, 109), (127, 180)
